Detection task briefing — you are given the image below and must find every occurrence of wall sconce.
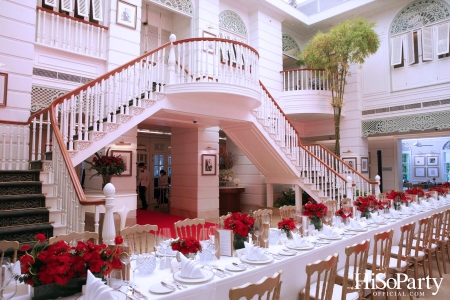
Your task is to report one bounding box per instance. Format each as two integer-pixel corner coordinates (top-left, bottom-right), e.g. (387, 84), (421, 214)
(342, 149), (352, 154)
(115, 139), (131, 146)
(206, 144), (217, 150)
(207, 24), (214, 30)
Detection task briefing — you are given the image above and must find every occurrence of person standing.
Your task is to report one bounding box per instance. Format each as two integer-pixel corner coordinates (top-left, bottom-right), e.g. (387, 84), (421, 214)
(157, 169), (169, 208)
(137, 162), (150, 210)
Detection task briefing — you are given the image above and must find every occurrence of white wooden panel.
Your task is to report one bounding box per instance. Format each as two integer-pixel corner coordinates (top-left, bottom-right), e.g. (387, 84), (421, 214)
(391, 68), (406, 91)
(407, 31), (415, 65)
(405, 64), (421, 87)
(422, 26), (434, 61)
(436, 23), (449, 55)
(61, 0), (73, 12)
(91, 0), (103, 21)
(391, 36), (403, 66)
(438, 58), (450, 80)
(44, 0), (57, 7)
(77, 0), (89, 17)
(422, 60), (437, 84)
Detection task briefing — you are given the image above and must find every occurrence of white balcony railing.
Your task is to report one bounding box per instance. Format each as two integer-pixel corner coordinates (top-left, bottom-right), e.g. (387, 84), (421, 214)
(36, 7), (107, 58)
(281, 68), (330, 92)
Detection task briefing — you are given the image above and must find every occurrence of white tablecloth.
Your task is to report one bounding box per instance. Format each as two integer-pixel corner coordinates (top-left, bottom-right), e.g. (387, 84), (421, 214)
(14, 200), (450, 300)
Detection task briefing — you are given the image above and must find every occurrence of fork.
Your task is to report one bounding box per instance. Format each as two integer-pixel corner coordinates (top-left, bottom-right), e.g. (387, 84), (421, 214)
(171, 280), (187, 289)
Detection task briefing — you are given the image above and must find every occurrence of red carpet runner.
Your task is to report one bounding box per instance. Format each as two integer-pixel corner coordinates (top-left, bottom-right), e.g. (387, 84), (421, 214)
(136, 209), (216, 238)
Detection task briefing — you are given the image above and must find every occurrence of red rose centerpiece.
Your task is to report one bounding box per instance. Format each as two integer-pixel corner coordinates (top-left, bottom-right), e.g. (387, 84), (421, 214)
(85, 147), (126, 188)
(278, 218), (296, 238)
(335, 208), (352, 219)
(224, 212), (255, 250)
(170, 237), (202, 258)
(301, 198), (328, 230)
(386, 190), (407, 210)
(354, 195), (382, 218)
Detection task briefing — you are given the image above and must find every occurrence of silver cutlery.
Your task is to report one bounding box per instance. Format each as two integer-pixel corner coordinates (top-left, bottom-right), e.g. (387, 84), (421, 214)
(162, 281), (180, 290)
(231, 262), (247, 270)
(282, 248), (296, 254)
(160, 282), (176, 291)
(213, 266), (233, 275)
(264, 251), (283, 260)
(171, 280), (188, 289)
(233, 262), (254, 269)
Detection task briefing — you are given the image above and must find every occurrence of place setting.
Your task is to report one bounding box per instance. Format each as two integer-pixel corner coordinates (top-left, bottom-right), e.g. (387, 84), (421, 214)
(239, 241), (274, 265)
(284, 233), (316, 250)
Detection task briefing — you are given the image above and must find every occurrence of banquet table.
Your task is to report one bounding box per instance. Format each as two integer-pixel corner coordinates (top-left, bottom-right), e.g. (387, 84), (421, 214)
(13, 199), (450, 300)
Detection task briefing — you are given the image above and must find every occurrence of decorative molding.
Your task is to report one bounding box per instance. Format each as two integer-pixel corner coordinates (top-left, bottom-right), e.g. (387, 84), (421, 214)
(362, 110), (450, 137)
(390, 0), (450, 35)
(31, 85), (69, 112)
(104, 122), (121, 132)
(89, 132), (107, 141)
(74, 141), (92, 151)
(149, 0), (192, 16)
(282, 34), (301, 57)
(219, 10), (247, 37)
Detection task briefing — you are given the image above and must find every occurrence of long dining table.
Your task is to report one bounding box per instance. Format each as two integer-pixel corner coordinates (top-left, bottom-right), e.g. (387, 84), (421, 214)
(14, 198), (450, 300)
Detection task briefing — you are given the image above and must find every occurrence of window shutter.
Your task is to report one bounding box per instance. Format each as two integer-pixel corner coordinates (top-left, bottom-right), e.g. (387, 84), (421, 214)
(91, 0), (103, 21)
(60, 0), (73, 12)
(77, 0), (89, 17)
(436, 22), (449, 55)
(422, 26), (434, 61)
(391, 35), (403, 66)
(44, 0), (57, 7)
(161, 29), (171, 45)
(147, 25), (159, 50)
(407, 31), (415, 65)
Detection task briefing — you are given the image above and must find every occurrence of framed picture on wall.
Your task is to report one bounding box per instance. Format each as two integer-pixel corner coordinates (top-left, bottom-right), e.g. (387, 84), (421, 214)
(414, 167), (425, 177)
(361, 157), (368, 173)
(0, 72), (7, 106)
(342, 157), (357, 170)
(414, 156), (425, 166)
(111, 150), (133, 176)
(427, 156), (439, 166)
(202, 154), (217, 175)
(116, 0), (137, 29)
(427, 167), (439, 177)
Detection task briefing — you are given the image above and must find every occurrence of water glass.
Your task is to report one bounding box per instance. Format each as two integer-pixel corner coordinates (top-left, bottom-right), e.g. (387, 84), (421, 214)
(136, 254), (157, 275)
(107, 269), (123, 290)
(268, 228), (280, 245)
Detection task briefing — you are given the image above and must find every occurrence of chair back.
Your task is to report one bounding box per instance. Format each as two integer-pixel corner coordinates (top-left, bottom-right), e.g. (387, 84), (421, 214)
(0, 241), (19, 262)
(431, 211), (444, 242)
(303, 253), (338, 300)
(396, 222), (416, 268)
(253, 209), (273, 227)
(378, 193), (386, 200)
(279, 206), (296, 219)
(340, 198), (351, 207)
(49, 231), (99, 245)
(219, 213), (231, 228)
(120, 224), (158, 254)
(443, 209), (450, 239)
(325, 200), (338, 214)
(174, 218), (205, 239)
(229, 270), (282, 300)
(413, 216), (432, 257)
(371, 229), (394, 277)
(341, 239), (370, 299)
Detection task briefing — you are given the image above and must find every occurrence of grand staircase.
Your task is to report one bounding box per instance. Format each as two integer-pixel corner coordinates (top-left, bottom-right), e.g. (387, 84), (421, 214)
(0, 36), (378, 235)
(0, 170), (53, 244)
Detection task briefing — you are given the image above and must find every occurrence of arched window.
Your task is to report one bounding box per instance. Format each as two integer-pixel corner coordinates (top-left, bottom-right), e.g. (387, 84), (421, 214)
(282, 34), (300, 58)
(219, 10), (247, 42)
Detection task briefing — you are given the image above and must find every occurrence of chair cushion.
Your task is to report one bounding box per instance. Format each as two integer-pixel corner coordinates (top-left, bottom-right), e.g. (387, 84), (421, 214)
(337, 266), (386, 283)
(303, 282), (359, 300)
(412, 239), (437, 249)
(391, 245), (425, 258)
(367, 254), (407, 269)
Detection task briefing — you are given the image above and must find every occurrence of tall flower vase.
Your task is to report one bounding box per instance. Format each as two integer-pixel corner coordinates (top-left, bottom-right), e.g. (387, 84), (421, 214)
(310, 217), (322, 231)
(31, 278), (87, 300)
(233, 234), (248, 250)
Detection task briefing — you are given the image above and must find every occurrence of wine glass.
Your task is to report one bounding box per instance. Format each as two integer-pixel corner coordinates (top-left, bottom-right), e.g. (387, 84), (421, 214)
(118, 239), (133, 286)
(129, 245), (140, 287)
(261, 214), (270, 227)
(199, 228), (210, 265)
(294, 215), (302, 234)
(107, 269), (123, 290)
(342, 205), (352, 225)
(324, 210), (333, 226)
(208, 226), (216, 243)
(253, 219), (262, 246)
(262, 227), (269, 248)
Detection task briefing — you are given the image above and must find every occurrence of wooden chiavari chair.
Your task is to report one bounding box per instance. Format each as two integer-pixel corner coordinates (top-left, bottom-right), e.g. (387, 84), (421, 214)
(174, 218), (205, 239)
(120, 224), (158, 254)
(229, 270), (282, 300)
(300, 253), (338, 300)
(49, 231), (99, 245)
(279, 205), (296, 219)
(253, 209), (273, 227)
(0, 240), (19, 262)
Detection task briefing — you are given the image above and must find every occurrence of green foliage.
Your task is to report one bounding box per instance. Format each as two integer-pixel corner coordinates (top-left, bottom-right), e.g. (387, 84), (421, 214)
(299, 17), (380, 155)
(273, 188), (312, 207)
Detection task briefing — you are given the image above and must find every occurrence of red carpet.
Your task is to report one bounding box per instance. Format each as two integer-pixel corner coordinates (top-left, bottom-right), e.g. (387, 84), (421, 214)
(136, 209), (216, 238)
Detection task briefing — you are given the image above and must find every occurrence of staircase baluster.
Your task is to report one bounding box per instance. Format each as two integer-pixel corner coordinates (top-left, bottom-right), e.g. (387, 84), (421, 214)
(7, 127), (13, 170)
(77, 92), (83, 141)
(94, 205), (100, 233)
(55, 15), (59, 46)
(98, 79), (105, 132)
(100, 28), (105, 57)
(38, 114), (43, 159)
(31, 118), (37, 161)
(16, 127), (21, 170)
(161, 47), (166, 92)
(68, 95), (75, 151)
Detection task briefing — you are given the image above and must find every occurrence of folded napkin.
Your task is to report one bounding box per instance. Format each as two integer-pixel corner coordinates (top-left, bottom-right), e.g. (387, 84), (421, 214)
(85, 270), (115, 300)
(411, 203), (421, 212)
(348, 218), (366, 230)
(389, 210), (400, 218)
(291, 233), (314, 248)
(429, 199), (438, 206)
(370, 213), (386, 223)
(160, 239), (176, 255)
(243, 242), (269, 261)
(321, 225), (341, 238)
(179, 253), (204, 279)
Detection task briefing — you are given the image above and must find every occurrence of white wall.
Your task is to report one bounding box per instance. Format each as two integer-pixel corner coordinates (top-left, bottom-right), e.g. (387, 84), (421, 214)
(0, 0), (35, 122)
(368, 136), (398, 191)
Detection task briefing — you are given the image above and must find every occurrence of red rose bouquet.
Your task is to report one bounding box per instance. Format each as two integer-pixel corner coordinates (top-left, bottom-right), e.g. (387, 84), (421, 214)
(278, 218), (296, 237)
(301, 198), (328, 221)
(442, 182), (450, 188)
(224, 212), (255, 238)
(429, 187), (446, 196)
(405, 188), (425, 197)
(354, 195), (383, 217)
(19, 234), (123, 287)
(85, 147), (126, 184)
(335, 208), (352, 219)
(386, 190), (407, 203)
(170, 237), (202, 255)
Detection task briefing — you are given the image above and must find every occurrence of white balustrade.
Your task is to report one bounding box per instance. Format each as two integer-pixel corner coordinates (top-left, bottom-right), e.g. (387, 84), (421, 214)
(36, 7), (107, 59)
(102, 183), (116, 245)
(281, 68), (329, 92)
(0, 124), (30, 170)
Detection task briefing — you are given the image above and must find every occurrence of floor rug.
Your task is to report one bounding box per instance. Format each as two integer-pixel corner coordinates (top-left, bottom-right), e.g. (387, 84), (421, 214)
(136, 209), (216, 238)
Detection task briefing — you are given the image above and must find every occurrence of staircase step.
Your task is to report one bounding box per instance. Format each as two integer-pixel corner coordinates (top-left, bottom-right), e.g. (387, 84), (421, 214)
(0, 182), (42, 195)
(0, 208), (49, 227)
(0, 194), (46, 210)
(0, 223), (53, 244)
(0, 170), (40, 182)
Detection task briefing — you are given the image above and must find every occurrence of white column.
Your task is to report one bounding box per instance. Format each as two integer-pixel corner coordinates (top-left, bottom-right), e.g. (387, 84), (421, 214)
(295, 184), (302, 210)
(168, 34), (177, 84)
(375, 175), (381, 198)
(346, 176), (353, 204)
(102, 183), (116, 245)
(266, 183), (273, 207)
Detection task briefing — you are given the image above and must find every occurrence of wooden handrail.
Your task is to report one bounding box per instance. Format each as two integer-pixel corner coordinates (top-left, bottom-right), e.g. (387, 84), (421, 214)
(280, 68), (325, 73)
(173, 38), (259, 58)
(303, 143), (378, 184)
(301, 146), (347, 182)
(37, 6), (108, 30)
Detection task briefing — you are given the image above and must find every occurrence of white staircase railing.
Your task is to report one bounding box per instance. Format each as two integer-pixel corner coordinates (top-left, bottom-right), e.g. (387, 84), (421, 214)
(280, 68), (330, 92)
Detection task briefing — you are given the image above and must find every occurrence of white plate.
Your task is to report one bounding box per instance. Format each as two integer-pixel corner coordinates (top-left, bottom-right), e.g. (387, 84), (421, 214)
(346, 227), (368, 232)
(149, 283), (175, 294)
(225, 263), (247, 272)
(286, 242), (315, 250)
(173, 269), (214, 283)
(240, 254), (274, 264)
(343, 231), (357, 235)
(278, 249), (296, 256)
(318, 234), (342, 240)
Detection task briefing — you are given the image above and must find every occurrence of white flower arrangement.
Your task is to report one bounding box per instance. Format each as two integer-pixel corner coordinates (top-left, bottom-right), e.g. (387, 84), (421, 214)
(233, 178), (240, 185)
(228, 177), (233, 182)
